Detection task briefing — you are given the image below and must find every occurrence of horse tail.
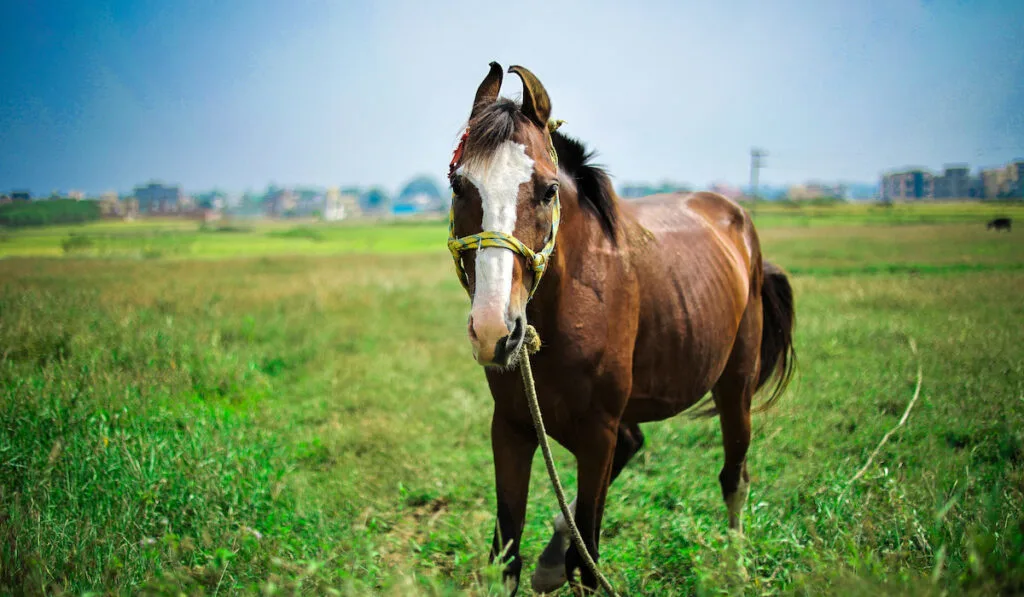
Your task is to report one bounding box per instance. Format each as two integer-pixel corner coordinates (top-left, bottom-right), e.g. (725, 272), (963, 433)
(754, 261), (796, 410)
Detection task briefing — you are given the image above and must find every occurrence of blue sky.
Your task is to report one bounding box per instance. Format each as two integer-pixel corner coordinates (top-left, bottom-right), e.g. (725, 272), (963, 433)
(1, 0), (1022, 195)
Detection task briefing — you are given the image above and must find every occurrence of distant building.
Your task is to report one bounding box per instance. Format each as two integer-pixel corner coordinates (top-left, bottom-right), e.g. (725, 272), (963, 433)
(932, 165), (980, 198)
(981, 168), (1005, 199)
(122, 197), (139, 219)
(324, 188), (343, 221)
(264, 189), (297, 217)
(880, 170), (933, 201)
(786, 182), (847, 201)
(98, 191), (120, 217)
(135, 182), (187, 213)
(980, 160), (1024, 199)
(1013, 161), (1024, 197)
(0, 194), (10, 204)
(882, 160), (1023, 201)
(323, 187), (361, 221)
(67, 190), (85, 200)
(294, 191), (325, 217)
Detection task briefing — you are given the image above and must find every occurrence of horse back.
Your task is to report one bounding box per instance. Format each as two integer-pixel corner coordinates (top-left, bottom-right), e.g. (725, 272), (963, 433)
(624, 191), (758, 287)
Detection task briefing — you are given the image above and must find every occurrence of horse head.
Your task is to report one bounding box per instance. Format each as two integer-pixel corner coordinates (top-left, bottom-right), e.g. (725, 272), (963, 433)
(448, 63), (561, 367)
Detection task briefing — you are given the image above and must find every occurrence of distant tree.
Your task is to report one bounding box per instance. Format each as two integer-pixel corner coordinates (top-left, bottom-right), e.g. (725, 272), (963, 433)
(194, 188), (228, 209)
(399, 176), (443, 200)
(619, 184), (656, 199)
(361, 187), (391, 213)
(395, 175), (445, 213)
(654, 180), (692, 195)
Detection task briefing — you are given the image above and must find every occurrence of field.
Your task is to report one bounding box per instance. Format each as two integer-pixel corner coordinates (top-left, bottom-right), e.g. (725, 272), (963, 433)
(1, 202), (1023, 595)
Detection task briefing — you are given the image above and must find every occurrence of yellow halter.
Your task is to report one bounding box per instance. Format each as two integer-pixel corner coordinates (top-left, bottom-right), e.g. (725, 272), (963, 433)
(447, 120), (564, 300)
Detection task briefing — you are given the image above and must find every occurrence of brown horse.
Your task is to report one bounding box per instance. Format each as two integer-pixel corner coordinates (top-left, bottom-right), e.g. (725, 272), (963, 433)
(447, 62), (796, 594)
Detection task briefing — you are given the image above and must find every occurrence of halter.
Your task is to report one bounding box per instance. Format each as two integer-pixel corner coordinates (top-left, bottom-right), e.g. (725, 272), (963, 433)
(447, 119), (564, 301)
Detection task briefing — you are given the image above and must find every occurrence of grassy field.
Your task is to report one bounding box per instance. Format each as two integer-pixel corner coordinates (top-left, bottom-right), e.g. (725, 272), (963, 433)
(1, 200), (1022, 260)
(0, 218), (447, 259)
(1, 202), (1023, 595)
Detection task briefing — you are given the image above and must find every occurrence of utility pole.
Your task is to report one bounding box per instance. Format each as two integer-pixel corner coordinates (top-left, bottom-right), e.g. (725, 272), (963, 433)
(749, 148), (766, 218)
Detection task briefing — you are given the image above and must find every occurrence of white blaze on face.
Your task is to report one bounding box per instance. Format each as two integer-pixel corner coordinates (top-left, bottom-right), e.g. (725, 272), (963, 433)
(458, 141), (534, 338)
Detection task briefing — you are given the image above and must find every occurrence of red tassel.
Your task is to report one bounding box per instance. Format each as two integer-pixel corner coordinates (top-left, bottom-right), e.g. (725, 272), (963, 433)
(448, 127), (470, 182)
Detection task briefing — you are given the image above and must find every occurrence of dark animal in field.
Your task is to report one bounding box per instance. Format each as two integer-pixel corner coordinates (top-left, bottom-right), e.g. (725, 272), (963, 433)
(987, 217), (1012, 231)
(446, 62), (796, 594)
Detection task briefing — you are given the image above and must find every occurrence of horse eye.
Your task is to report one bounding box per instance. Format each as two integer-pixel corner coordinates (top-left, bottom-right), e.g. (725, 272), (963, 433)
(542, 183), (558, 203)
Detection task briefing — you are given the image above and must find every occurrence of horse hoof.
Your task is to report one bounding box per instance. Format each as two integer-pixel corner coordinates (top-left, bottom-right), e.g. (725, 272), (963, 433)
(531, 564), (568, 594)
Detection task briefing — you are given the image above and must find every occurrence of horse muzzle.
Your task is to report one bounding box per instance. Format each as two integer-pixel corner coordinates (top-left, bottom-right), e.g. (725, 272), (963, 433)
(469, 314), (526, 367)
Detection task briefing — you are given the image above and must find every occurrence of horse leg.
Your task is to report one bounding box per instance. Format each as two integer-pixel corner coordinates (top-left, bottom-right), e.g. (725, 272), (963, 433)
(714, 382), (752, 534)
(713, 302), (760, 535)
(490, 413), (538, 595)
(532, 423), (644, 593)
(558, 418), (617, 593)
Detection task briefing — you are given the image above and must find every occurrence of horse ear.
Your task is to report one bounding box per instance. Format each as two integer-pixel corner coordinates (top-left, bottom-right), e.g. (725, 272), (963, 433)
(508, 65), (551, 127)
(471, 62), (503, 120)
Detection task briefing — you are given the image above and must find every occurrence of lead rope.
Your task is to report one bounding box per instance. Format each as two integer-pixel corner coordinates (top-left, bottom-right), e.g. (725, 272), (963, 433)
(520, 325), (619, 597)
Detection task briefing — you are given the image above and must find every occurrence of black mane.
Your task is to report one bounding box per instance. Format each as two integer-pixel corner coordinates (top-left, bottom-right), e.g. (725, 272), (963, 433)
(551, 131), (620, 243)
(461, 98), (620, 243)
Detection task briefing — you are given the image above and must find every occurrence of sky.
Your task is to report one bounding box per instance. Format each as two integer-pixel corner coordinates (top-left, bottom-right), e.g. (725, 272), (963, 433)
(1, 0), (1022, 196)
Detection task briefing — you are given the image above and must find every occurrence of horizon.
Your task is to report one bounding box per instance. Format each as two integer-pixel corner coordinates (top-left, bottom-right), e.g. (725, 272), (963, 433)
(2, 0), (1022, 196)
(1, 176), (888, 201)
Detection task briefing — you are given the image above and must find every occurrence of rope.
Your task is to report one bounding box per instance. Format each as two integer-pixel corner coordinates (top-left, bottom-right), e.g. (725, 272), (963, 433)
(447, 117), (611, 591)
(519, 325), (618, 596)
(842, 338), (923, 498)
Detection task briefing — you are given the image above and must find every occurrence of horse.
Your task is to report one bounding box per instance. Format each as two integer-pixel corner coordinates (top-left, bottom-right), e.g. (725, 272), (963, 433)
(446, 62), (796, 595)
(987, 217), (1012, 232)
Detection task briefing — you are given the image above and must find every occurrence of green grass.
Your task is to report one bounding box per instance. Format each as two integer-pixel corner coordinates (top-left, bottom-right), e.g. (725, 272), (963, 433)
(1, 202), (1023, 595)
(0, 218), (448, 259)
(1, 201), (1021, 260)
(745, 200), (1024, 228)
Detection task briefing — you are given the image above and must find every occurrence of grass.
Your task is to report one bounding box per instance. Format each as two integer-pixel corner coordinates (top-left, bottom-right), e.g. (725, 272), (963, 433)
(1, 200), (1021, 260)
(745, 200), (1024, 228)
(0, 202), (1022, 595)
(0, 218), (448, 259)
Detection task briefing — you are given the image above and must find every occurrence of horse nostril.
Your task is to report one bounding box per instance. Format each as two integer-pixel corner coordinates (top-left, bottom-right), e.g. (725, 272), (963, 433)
(491, 318), (526, 366)
(509, 317), (525, 346)
(492, 337), (507, 365)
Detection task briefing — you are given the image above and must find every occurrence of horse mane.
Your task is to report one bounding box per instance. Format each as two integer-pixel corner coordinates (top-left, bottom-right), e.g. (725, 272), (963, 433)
(550, 131), (620, 243)
(461, 98), (620, 243)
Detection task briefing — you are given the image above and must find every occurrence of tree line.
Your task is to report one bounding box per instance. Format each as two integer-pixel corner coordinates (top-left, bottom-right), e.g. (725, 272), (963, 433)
(0, 200), (101, 228)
